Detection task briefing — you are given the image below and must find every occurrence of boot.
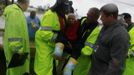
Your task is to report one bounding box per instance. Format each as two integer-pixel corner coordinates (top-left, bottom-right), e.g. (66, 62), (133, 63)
(63, 57), (77, 75)
(53, 42), (64, 60)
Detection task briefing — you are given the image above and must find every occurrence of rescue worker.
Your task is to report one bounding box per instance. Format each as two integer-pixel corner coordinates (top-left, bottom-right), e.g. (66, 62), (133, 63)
(27, 10), (40, 41)
(63, 7), (100, 75)
(34, 0), (70, 75)
(89, 4), (129, 75)
(3, 0), (30, 75)
(122, 13), (134, 75)
(73, 7), (100, 75)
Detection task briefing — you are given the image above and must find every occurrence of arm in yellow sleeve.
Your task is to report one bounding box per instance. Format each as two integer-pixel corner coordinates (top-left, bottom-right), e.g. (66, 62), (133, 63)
(81, 46), (93, 56)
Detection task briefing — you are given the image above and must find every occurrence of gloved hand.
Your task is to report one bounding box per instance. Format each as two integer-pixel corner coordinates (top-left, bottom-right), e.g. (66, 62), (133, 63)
(64, 57), (77, 75)
(53, 42), (64, 60)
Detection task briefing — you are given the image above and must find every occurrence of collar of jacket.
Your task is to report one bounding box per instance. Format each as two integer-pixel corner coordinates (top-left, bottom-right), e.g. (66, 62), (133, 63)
(16, 4), (23, 11)
(10, 4), (23, 11)
(103, 20), (119, 29)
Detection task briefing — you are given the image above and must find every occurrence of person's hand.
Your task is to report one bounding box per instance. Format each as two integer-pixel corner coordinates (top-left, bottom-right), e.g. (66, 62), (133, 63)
(32, 24), (37, 30)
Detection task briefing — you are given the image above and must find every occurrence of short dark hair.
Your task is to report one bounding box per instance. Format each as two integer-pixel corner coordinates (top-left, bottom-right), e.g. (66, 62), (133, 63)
(69, 1), (73, 6)
(122, 13), (131, 19)
(90, 7), (100, 18)
(100, 3), (118, 18)
(17, 0), (29, 3)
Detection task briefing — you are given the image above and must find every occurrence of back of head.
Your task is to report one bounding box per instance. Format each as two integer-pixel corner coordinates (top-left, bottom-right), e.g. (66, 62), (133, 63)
(17, 0), (29, 11)
(69, 1), (73, 6)
(50, 0), (70, 15)
(122, 13), (131, 19)
(100, 3), (118, 18)
(51, 0), (69, 10)
(17, 0), (29, 4)
(68, 1), (74, 13)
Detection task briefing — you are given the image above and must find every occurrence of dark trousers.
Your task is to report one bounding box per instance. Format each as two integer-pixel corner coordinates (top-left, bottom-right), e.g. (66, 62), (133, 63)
(0, 48), (6, 75)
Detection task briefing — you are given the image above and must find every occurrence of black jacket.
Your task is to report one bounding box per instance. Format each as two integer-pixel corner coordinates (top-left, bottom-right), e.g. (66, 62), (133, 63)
(89, 21), (130, 75)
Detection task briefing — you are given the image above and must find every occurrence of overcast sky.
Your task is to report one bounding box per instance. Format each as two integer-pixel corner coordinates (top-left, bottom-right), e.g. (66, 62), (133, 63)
(30, 0), (134, 20)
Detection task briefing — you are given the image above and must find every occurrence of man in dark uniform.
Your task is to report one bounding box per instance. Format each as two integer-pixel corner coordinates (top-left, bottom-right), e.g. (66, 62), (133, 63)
(63, 7), (100, 75)
(89, 3), (130, 75)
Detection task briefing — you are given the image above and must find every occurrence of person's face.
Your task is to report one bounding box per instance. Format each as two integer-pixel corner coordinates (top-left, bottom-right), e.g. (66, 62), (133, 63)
(87, 10), (98, 23)
(30, 11), (36, 19)
(67, 15), (76, 24)
(23, 2), (29, 11)
(100, 12), (113, 26)
(124, 18), (131, 25)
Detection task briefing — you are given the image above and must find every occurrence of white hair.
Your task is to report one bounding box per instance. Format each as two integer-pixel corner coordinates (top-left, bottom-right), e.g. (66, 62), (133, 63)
(67, 13), (76, 20)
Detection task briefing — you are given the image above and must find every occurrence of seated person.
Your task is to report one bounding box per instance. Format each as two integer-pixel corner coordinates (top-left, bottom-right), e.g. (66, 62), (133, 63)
(53, 13), (80, 65)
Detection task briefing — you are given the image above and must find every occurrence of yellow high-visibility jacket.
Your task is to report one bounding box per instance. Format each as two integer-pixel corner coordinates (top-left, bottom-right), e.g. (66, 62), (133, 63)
(4, 4), (30, 75)
(73, 18), (101, 75)
(34, 9), (61, 75)
(123, 25), (134, 75)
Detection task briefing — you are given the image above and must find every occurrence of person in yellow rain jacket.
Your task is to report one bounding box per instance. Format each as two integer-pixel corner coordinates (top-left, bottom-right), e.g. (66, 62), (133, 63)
(72, 7), (101, 75)
(34, 0), (71, 75)
(3, 0), (30, 75)
(122, 13), (134, 75)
